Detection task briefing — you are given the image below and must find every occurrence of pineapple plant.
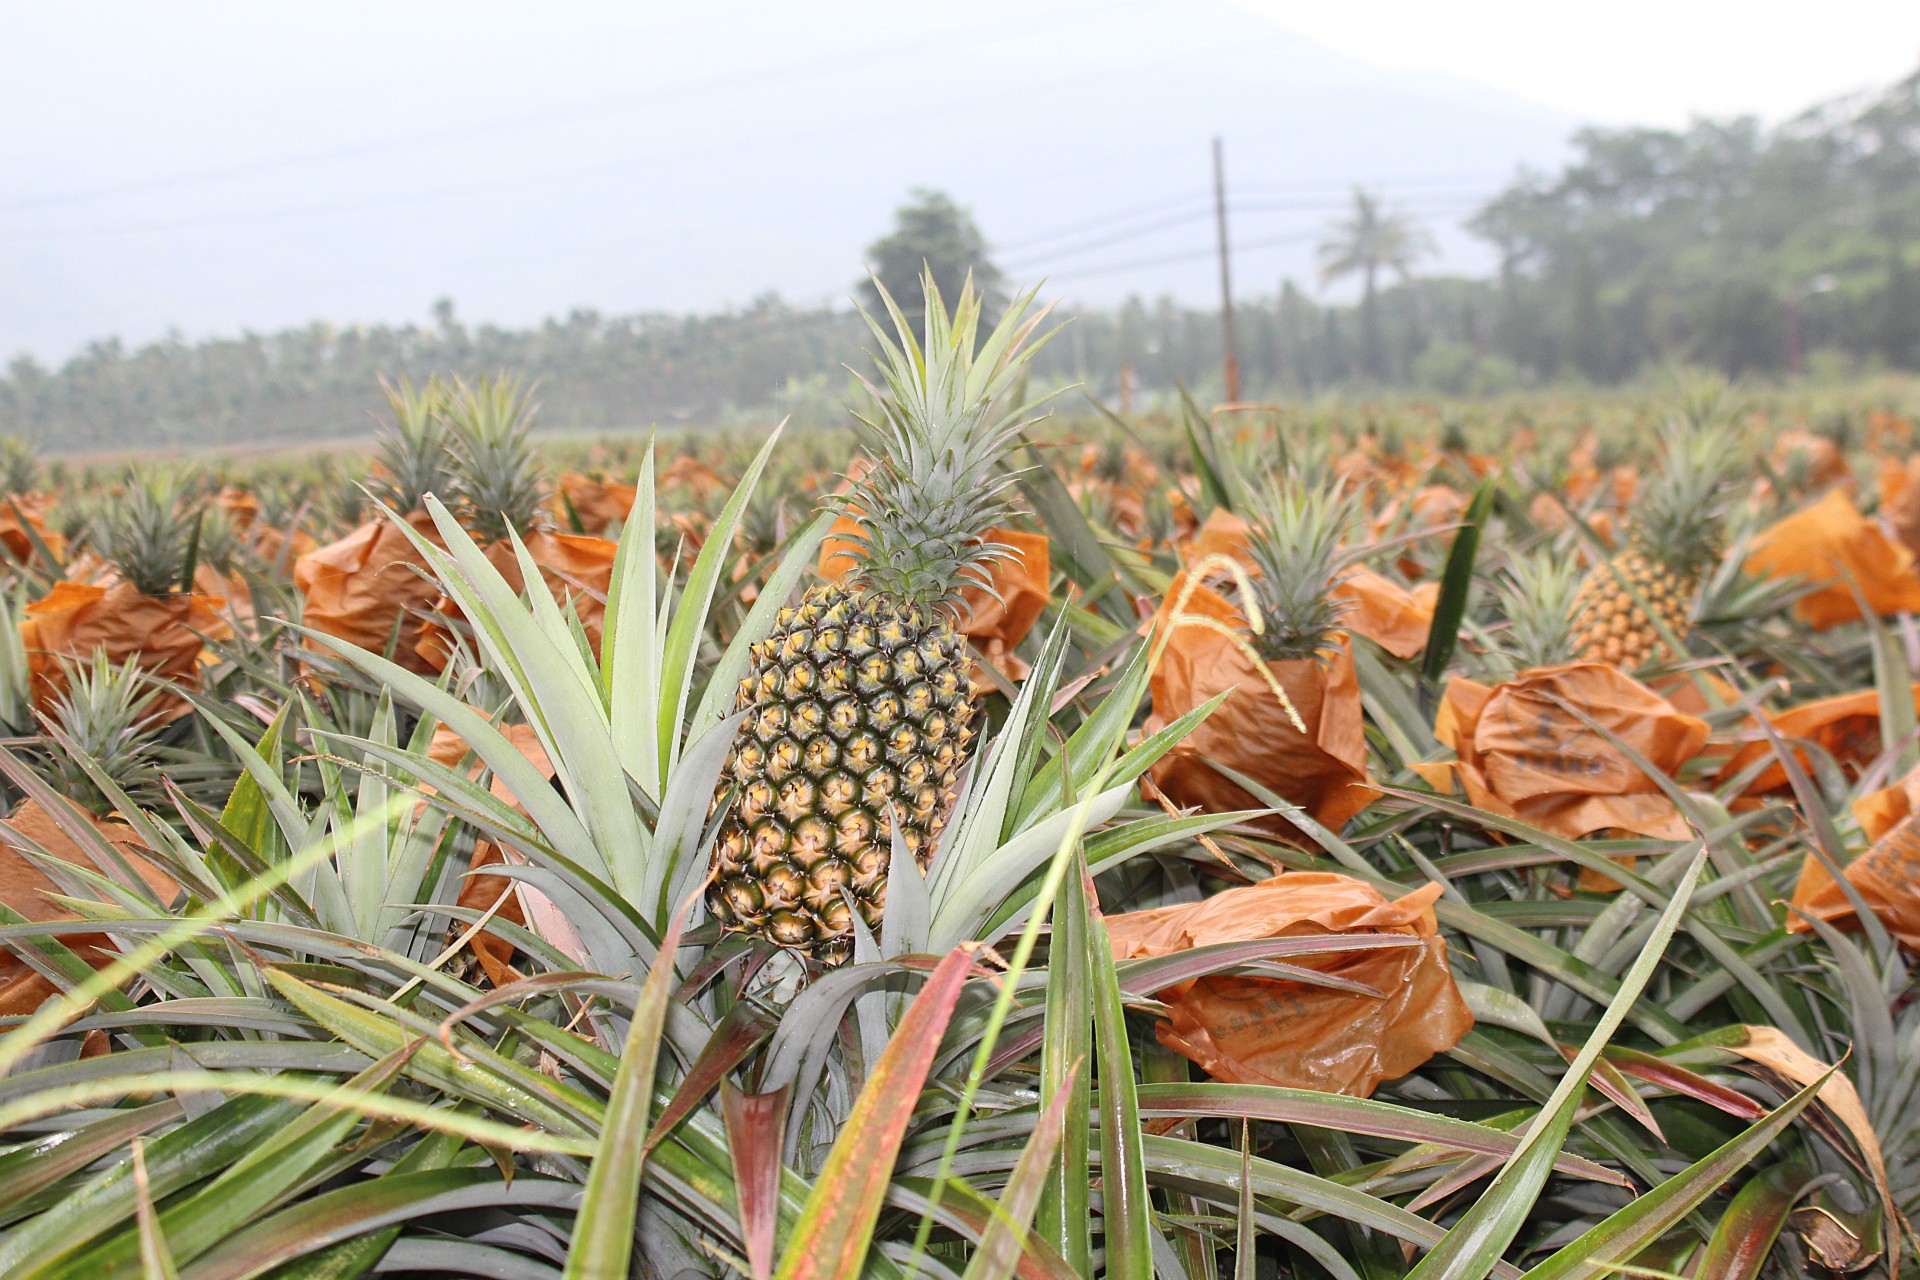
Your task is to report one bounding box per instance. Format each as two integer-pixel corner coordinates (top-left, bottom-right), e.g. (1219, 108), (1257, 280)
(370, 375), (453, 515)
(1496, 549), (1581, 674)
(37, 652), (168, 816)
(1145, 472), (1376, 846)
(0, 436), (39, 498)
(1240, 476), (1364, 661)
(1569, 416), (1736, 668)
(442, 375), (549, 542)
(95, 472), (204, 597)
(707, 274), (1053, 963)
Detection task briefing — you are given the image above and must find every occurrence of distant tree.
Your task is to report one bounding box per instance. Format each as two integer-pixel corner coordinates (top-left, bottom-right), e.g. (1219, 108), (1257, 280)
(859, 189), (1004, 323)
(1568, 248), (1609, 381)
(1316, 188), (1435, 381)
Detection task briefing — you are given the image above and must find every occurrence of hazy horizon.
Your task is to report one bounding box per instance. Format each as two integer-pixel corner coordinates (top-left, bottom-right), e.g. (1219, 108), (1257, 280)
(5, 0), (1916, 365)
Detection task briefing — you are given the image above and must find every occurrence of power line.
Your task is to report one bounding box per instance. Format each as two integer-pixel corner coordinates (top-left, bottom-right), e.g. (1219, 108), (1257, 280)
(1045, 229), (1319, 282)
(999, 205), (1214, 271)
(999, 187), (1493, 264)
(0, 0), (1157, 218)
(1233, 171), (1513, 197)
(1235, 193), (1488, 216)
(0, 43), (1232, 248)
(1001, 193), (1489, 270)
(992, 190), (1213, 254)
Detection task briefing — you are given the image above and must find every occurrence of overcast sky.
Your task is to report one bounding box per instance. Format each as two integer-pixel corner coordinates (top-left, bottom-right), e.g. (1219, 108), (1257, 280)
(3, 1), (1916, 364)
(1234, 1), (1920, 125)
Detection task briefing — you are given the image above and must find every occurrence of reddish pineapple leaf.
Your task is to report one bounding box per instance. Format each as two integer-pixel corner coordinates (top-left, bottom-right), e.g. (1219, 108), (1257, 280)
(646, 1001), (777, 1154)
(1603, 1045), (1768, 1121)
(773, 946), (975, 1280)
(723, 1082), (792, 1280)
(1696, 1163), (1817, 1280)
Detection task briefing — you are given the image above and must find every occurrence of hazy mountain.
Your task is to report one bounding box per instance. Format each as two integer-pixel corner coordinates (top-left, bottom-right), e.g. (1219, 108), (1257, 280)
(0, 0), (1577, 362)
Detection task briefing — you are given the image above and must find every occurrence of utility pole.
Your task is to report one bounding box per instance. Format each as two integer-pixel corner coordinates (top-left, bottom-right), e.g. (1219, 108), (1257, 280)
(1212, 136), (1242, 403)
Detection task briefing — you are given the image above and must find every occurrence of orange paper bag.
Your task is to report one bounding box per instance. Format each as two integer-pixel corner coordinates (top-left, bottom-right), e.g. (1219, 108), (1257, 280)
(659, 455), (727, 500)
(1336, 569), (1436, 660)
(1854, 762), (1920, 842)
(0, 799), (177, 1016)
(1884, 455), (1920, 558)
(1106, 873), (1473, 1096)
(553, 472), (639, 534)
(1744, 489), (1920, 629)
(295, 512), (447, 675)
(956, 529), (1050, 673)
(1787, 759), (1920, 946)
(1721, 686), (1920, 796)
(428, 724), (558, 987)
(1789, 812), (1920, 950)
(0, 495), (65, 567)
(1144, 574), (1375, 845)
(415, 530), (617, 672)
(1415, 663), (1709, 843)
(19, 581), (225, 720)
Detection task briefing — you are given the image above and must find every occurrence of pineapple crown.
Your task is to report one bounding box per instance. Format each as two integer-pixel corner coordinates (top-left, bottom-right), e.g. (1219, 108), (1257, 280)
(1496, 550), (1581, 674)
(442, 374), (550, 545)
(1242, 477), (1365, 662)
(1628, 413), (1739, 574)
(96, 472), (204, 597)
(838, 271), (1059, 612)
(40, 652), (168, 817)
(370, 376), (454, 515)
(0, 437), (39, 497)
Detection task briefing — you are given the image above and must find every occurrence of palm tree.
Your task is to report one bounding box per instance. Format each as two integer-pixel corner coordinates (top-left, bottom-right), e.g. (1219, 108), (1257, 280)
(1316, 188), (1435, 381)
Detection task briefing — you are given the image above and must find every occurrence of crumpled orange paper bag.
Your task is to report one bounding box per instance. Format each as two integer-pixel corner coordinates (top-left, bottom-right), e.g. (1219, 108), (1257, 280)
(295, 512), (447, 674)
(1068, 476), (1148, 539)
(0, 798), (176, 1016)
(19, 581), (225, 719)
(1721, 685), (1920, 796)
(1788, 809), (1920, 950)
(1414, 663), (1709, 843)
(1181, 509), (1434, 659)
(957, 529), (1049, 674)
(1786, 758), (1920, 948)
(553, 472), (638, 534)
(1144, 573), (1375, 845)
(416, 530), (618, 672)
(1181, 508), (1260, 571)
(1852, 761), (1920, 842)
(1883, 455), (1920, 559)
(0, 495), (64, 567)
(820, 516), (1051, 669)
(1106, 873), (1473, 1096)
(1338, 569), (1436, 660)
(1744, 489), (1920, 629)
(659, 455), (727, 500)
(248, 523), (317, 573)
(428, 723), (560, 987)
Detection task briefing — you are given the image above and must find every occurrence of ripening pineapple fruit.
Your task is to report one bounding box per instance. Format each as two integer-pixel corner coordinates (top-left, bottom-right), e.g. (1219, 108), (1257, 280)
(708, 274), (1054, 963)
(1569, 416), (1735, 669)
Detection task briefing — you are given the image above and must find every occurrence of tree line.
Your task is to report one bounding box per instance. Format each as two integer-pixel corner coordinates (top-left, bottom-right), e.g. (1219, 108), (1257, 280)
(4, 71), (1916, 450)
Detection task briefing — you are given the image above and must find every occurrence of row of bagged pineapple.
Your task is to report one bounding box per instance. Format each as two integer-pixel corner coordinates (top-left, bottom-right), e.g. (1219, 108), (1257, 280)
(4, 276), (1920, 1083)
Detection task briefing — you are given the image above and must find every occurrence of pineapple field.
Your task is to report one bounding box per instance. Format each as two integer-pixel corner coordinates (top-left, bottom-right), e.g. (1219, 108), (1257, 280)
(4, 275), (1920, 1278)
